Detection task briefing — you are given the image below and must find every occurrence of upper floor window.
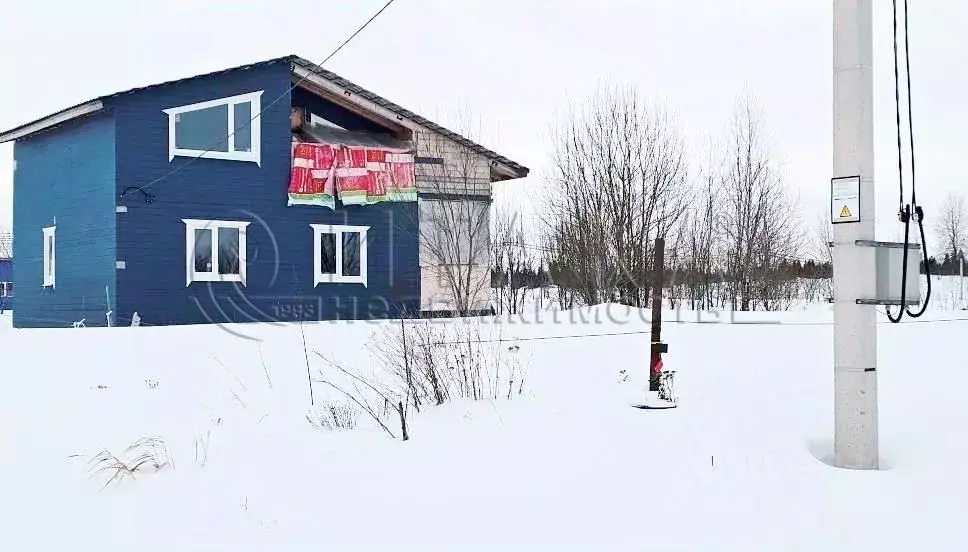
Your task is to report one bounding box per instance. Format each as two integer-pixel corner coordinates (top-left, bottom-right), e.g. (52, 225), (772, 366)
(164, 91), (263, 165)
(42, 225), (55, 288)
(182, 219), (250, 286)
(0, 282), (12, 297)
(310, 224), (369, 287)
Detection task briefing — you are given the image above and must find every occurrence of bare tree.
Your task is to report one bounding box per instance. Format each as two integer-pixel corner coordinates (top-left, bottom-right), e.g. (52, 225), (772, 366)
(679, 139), (722, 310)
(544, 86), (690, 307)
(718, 96), (803, 311)
(810, 211), (833, 265)
(799, 211), (834, 303)
(415, 121), (494, 315)
(491, 206), (534, 315)
(935, 191), (966, 265)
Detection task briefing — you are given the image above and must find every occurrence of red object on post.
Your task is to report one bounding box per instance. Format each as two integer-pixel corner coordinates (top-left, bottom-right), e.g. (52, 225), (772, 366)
(651, 354), (663, 380)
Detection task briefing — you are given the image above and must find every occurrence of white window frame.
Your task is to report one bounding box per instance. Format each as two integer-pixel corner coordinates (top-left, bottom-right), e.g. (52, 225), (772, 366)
(163, 91), (264, 165)
(0, 282), (11, 297)
(42, 225), (55, 288)
(182, 219), (250, 286)
(311, 224), (369, 287)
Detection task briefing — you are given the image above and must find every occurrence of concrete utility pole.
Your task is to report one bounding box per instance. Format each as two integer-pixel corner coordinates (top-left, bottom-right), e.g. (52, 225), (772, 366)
(832, 0), (879, 469)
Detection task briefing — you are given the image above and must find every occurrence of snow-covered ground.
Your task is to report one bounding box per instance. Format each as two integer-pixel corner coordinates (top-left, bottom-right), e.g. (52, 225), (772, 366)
(2, 280), (967, 550)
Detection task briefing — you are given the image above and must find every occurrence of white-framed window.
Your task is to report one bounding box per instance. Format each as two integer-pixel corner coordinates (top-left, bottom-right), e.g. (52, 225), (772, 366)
(42, 225), (55, 288)
(0, 282), (11, 297)
(163, 91), (263, 165)
(182, 219), (250, 286)
(311, 224), (369, 287)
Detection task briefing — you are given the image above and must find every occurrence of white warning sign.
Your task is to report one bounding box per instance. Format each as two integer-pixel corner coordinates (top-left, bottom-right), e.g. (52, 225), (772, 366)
(831, 176), (860, 224)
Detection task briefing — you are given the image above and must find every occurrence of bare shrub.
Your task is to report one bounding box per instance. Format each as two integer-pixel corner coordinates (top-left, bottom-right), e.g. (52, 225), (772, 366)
(311, 357), (403, 440)
(371, 317), (526, 410)
(308, 317), (526, 441)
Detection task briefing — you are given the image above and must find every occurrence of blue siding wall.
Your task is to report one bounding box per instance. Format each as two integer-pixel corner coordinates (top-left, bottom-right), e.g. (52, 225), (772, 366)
(111, 60), (420, 325)
(11, 115), (117, 327)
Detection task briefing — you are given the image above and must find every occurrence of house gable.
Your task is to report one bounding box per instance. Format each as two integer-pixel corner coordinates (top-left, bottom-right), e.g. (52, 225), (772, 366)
(11, 114), (118, 328)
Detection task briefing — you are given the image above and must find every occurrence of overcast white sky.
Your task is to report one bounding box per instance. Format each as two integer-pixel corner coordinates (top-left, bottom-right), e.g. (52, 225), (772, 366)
(0, 0), (964, 250)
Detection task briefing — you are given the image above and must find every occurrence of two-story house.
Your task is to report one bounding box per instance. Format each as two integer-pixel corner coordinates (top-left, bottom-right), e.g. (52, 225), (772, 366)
(0, 55), (528, 328)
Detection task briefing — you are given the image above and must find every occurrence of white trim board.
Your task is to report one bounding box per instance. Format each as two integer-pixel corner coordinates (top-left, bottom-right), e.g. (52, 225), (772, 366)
(0, 101), (104, 144)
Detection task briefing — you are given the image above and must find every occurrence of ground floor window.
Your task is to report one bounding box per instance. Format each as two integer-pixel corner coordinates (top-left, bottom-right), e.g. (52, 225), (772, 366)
(42, 225), (55, 288)
(182, 219), (250, 286)
(310, 224), (369, 287)
(0, 282), (11, 297)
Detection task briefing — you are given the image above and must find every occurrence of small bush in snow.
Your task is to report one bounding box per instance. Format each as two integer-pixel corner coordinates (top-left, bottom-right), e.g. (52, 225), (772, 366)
(310, 317), (527, 441)
(371, 318), (527, 407)
(306, 402), (360, 431)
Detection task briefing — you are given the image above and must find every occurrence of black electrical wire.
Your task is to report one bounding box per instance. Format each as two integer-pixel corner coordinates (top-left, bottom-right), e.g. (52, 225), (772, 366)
(887, 0), (931, 323)
(902, 0), (931, 318)
(887, 0), (908, 324)
(887, 204), (911, 323)
(891, 0), (905, 215)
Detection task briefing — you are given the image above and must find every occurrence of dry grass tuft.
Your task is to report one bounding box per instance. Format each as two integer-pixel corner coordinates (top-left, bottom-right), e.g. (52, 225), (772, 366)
(87, 436), (172, 489)
(306, 402), (360, 431)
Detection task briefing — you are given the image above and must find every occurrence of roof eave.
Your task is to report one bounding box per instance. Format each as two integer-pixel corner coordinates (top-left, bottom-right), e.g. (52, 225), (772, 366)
(291, 57), (530, 180)
(0, 100), (105, 144)
(490, 162), (530, 183)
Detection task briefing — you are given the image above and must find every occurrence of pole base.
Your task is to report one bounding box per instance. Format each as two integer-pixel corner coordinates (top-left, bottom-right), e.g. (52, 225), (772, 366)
(631, 390), (678, 410)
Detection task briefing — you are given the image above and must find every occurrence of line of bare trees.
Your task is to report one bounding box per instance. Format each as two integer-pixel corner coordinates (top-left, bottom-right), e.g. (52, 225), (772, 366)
(419, 86), (967, 316)
(430, 88), (838, 315)
(532, 90), (811, 312)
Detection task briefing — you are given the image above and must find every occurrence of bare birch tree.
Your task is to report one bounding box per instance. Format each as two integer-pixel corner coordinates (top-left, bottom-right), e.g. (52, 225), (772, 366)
(544, 86), (690, 307)
(935, 191), (966, 264)
(718, 96), (803, 311)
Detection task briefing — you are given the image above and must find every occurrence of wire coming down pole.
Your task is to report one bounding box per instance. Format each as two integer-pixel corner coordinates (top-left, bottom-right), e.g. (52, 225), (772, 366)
(832, 0), (879, 470)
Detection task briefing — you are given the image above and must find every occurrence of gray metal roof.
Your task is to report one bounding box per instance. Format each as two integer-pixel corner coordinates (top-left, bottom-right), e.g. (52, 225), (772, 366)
(291, 57), (529, 180)
(0, 55), (530, 180)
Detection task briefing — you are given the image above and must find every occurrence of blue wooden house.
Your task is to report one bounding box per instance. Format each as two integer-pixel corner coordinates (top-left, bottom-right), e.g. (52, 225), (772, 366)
(0, 55), (528, 328)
